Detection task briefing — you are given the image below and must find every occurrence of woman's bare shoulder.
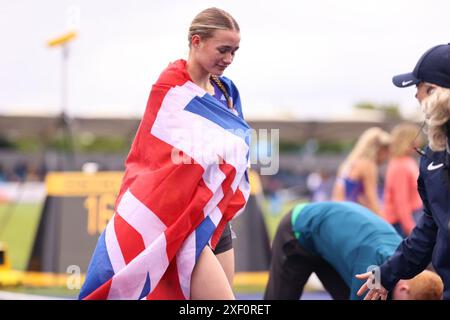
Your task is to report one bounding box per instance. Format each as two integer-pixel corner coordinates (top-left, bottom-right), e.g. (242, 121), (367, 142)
(353, 158), (376, 177)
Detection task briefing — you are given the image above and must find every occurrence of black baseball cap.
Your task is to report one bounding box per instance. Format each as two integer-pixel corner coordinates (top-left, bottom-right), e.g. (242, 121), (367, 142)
(392, 43), (450, 89)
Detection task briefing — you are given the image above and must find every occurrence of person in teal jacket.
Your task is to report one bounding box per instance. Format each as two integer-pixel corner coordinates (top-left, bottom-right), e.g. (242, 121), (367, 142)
(264, 201), (443, 300)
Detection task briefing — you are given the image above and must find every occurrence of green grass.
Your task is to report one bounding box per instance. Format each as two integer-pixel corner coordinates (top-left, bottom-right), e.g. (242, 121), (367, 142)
(0, 203), (42, 270)
(0, 202), (78, 298)
(261, 197), (305, 241)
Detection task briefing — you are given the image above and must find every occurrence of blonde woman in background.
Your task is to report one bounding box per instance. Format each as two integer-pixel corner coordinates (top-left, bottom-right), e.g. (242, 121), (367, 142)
(383, 123), (423, 238)
(332, 127), (391, 215)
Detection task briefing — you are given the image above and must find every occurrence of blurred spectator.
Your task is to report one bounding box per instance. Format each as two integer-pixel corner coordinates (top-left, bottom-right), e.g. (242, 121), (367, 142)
(0, 163), (6, 182)
(383, 123), (423, 238)
(38, 162), (48, 181)
(307, 170), (334, 202)
(267, 177), (283, 215)
(12, 161), (27, 182)
(26, 164), (41, 181)
(332, 127), (391, 215)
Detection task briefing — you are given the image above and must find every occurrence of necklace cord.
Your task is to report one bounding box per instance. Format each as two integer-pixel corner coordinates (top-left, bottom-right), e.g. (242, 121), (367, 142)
(210, 75), (234, 110)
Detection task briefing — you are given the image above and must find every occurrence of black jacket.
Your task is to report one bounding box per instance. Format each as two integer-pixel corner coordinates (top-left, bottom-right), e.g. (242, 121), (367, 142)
(380, 146), (450, 299)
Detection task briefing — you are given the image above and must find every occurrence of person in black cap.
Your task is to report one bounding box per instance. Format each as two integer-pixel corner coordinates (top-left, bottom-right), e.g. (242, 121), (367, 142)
(356, 43), (450, 300)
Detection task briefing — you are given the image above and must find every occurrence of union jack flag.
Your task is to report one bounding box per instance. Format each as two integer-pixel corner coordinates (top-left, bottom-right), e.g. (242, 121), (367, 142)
(79, 60), (251, 299)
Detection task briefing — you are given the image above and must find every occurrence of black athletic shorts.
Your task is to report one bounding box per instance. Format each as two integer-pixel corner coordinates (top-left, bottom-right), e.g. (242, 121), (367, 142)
(213, 222), (234, 255)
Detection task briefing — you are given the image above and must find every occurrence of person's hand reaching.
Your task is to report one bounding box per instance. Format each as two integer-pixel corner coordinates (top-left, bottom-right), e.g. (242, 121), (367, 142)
(355, 271), (388, 300)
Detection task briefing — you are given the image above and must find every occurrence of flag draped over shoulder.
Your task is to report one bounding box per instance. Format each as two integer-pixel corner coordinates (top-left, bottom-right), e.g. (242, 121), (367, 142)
(79, 60), (251, 300)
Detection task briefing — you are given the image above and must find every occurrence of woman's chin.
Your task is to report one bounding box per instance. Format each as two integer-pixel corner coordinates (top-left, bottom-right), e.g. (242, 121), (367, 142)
(211, 71), (224, 76)
(212, 66), (227, 76)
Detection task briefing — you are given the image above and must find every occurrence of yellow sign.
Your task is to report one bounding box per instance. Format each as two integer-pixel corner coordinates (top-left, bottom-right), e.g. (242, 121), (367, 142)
(45, 172), (123, 197)
(248, 170), (262, 195)
(47, 31), (77, 47)
(84, 194), (116, 235)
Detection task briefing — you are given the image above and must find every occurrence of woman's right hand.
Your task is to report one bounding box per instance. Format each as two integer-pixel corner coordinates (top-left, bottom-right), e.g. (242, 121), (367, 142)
(355, 272), (388, 300)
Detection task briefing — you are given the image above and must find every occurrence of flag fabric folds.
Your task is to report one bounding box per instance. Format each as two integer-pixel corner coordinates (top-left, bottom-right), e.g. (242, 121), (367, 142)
(79, 60), (251, 300)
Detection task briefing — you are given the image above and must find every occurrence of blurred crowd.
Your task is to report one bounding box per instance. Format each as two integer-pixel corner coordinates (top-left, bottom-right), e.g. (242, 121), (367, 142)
(0, 161), (47, 183)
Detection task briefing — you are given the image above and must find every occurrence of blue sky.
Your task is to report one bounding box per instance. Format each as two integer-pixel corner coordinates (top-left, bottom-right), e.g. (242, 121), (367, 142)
(1, 0), (449, 120)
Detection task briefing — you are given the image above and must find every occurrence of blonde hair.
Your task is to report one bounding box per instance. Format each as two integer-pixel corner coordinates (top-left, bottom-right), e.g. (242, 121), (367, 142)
(339, 127), (391, 173)
(188, 8), (240, 47)
(390, 123), (421, 157)
(421, 85), (450, 151)
(408, 270), (443, 300)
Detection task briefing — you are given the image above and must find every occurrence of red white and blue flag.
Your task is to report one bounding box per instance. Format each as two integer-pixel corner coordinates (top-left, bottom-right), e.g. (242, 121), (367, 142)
(79, 60), (251, 300)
